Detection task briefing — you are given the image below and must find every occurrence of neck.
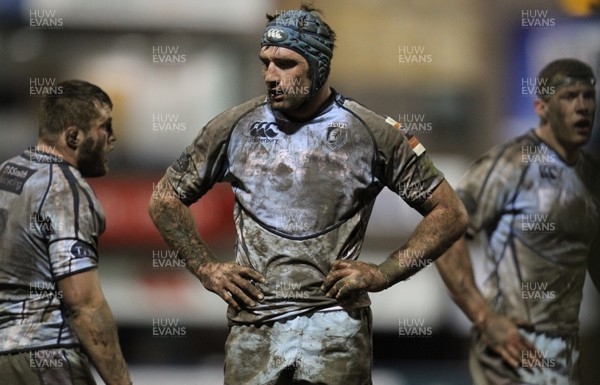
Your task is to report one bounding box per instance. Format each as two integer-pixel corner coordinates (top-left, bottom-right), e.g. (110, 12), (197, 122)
(284, 85), (332, 121)
(534, 125), (580, 165)
(36, 138), (77, 167)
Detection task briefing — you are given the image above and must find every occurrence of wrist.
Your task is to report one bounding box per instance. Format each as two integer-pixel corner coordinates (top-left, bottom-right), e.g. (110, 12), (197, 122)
(194, 261), (214, 276)
(374, 264), (390, 289)
(473, 309), (491, 332)
(377, 258), (400, 288)
(185, 252), (218, 275)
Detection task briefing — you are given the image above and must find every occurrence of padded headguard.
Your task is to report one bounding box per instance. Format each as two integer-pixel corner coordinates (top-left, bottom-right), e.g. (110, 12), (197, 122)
(261, 9), (334, 103)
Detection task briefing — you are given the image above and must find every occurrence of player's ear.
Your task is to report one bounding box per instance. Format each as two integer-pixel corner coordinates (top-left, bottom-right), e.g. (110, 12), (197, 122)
(534, 98), (548, 120)
(65, 126), (80, 150)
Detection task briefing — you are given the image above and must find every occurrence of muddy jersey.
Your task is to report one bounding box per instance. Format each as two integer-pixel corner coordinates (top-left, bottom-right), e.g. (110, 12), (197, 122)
(459, 130), (600, 334)
(0, 148), (103, 353)
(167, 91), (444, 324)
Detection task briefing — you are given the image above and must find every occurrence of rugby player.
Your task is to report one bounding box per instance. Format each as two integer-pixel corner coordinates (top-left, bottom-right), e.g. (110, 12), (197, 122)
(0, 80), (131, 385)
(436, 58), (599, 385)
(149, 6), (468, 384)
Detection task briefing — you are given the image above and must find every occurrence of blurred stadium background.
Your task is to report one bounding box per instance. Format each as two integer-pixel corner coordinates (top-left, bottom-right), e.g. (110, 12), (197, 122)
(1, 0), (599, 384)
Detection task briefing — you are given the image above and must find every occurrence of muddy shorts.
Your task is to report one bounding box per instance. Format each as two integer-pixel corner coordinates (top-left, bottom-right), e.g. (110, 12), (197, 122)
(224, 307), (373, 385)
(469, 328), (581, 385)
(0, 347), (96, 385)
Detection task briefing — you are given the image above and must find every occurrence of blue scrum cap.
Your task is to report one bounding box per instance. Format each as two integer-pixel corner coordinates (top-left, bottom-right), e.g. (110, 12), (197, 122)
(261, 9), (334, 101)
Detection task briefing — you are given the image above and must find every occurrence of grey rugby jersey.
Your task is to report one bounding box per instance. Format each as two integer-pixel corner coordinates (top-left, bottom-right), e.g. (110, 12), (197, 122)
(0, 148), (102, 353)
(167, 91), (444, 324)
(459, 130), (600, 334)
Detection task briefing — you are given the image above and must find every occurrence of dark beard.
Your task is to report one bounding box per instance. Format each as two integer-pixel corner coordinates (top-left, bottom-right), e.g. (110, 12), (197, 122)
(77, 136), (107, 177)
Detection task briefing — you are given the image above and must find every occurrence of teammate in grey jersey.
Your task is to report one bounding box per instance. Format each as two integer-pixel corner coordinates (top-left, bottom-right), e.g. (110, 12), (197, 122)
(0, 80), (131, 385)
(436, 58), (599, 385)
(149, 6), (468, 385)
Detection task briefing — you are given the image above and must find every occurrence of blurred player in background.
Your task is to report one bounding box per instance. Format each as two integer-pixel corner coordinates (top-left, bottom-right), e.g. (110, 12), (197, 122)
(0, 80), (131, 385)
(436, 58), (599, 385)
(149, 5), (467, 385)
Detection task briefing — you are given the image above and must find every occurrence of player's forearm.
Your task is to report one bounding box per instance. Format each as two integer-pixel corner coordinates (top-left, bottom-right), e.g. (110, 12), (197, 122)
(435, 237), (493, 329)
(378, 181), (468, 286)
(148, 178), (218, 275)
(69, 300), (131, 385)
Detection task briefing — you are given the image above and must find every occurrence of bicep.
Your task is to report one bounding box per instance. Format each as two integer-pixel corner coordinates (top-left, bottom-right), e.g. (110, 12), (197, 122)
(149, 175), (191, 222)
(409, 179), (469, 254)
(416, 179), (467, 221)
(58, 269), (105, 311)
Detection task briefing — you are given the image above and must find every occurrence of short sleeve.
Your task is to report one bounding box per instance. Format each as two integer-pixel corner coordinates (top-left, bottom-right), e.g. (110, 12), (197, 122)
(165, 109), (243, 205)
(42, 167), (102, 279)
(373, 118), (444, 208)
(456, 143), (523, 235)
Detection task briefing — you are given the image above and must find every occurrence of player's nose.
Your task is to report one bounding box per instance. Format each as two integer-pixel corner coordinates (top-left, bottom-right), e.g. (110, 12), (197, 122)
(263, 63), (279, 84)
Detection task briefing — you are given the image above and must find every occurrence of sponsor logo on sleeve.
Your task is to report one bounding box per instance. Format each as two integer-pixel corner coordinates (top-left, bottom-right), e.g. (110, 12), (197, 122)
(70, 240), (96, 260)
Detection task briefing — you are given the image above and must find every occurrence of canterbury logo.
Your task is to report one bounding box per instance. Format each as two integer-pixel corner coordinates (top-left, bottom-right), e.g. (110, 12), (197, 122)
(249, 122), (278, 138)
(266, 28), (286, 41)
(539, 164), (560, 180)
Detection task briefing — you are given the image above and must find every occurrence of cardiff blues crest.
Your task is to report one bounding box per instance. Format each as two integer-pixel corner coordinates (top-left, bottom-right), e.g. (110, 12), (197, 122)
(325, 122), (348, 150)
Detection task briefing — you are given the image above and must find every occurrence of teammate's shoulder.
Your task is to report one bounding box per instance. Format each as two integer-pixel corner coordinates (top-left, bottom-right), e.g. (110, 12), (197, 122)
(466, 130), (537, 177)
(0, 152), (38, 195)
(212, 96), (267, 123)
(0, 151), (47, 180)
(1, 151), (29, 166)
(30, 155), (88, 191)
(0, 151), (85, 204)
(479, 130), (537, 162)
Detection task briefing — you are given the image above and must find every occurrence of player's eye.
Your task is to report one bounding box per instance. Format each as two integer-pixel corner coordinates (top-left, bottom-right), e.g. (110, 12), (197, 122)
(561, 92), (577, 100)
(275, 59), (296, 70)
(102, 121), (113, 135)
(259, 58), (269, 69)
